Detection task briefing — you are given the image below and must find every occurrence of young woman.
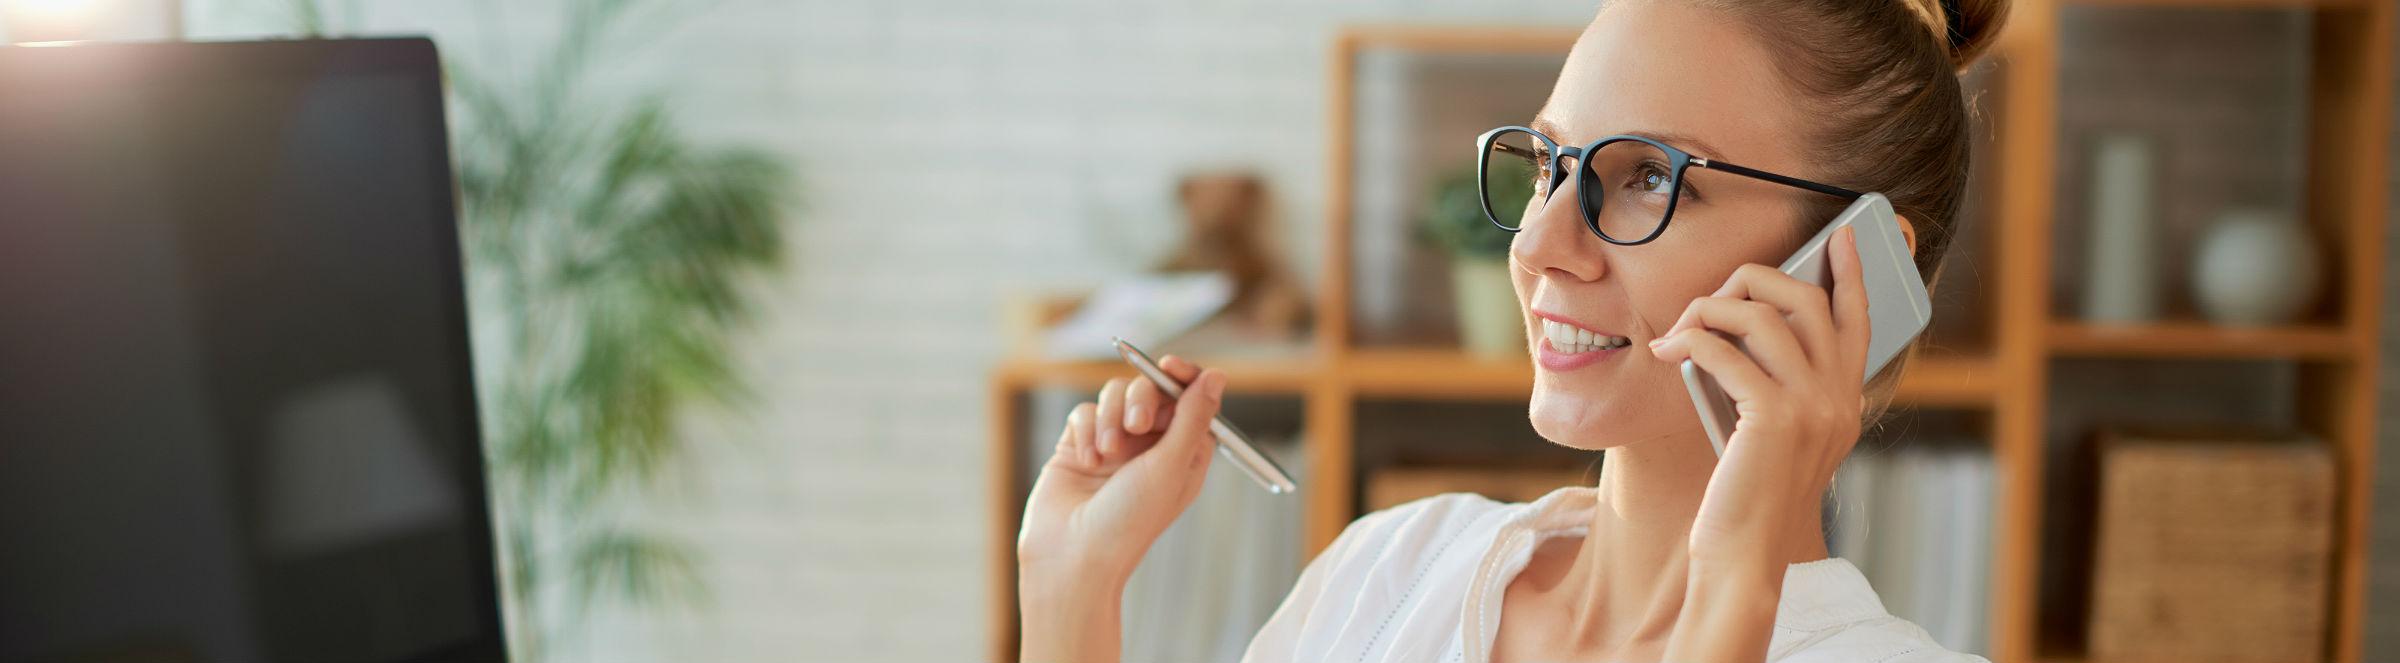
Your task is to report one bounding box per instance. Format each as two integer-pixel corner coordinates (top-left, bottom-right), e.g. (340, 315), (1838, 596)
(1016, 0), (2008, 660)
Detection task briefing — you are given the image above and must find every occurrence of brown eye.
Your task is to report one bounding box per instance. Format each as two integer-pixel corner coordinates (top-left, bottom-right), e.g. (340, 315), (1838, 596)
(1530, 150), (1553, 193)
(1629, 161), (1672, 195)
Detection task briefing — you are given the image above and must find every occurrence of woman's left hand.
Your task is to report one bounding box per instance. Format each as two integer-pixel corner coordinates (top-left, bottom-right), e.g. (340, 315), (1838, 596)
(1647, 225), (1871, 564)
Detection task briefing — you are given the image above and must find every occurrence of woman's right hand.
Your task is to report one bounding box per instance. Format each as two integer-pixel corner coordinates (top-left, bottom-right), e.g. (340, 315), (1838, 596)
(1017, 355), (1227, 589)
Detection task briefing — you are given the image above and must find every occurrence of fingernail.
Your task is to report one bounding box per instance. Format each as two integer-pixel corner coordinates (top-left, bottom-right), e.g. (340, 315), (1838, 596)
(1123, 406), (1142, 431)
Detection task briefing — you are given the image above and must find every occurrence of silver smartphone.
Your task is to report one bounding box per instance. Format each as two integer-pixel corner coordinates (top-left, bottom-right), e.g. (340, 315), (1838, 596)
(1681, 193), (1933, 456)
(1112, 337), (1297, 494)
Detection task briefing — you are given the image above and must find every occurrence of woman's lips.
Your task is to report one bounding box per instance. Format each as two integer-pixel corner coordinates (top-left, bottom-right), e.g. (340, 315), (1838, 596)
(1529, 310), (1631, 373)
(1536, 337), (1629, 372)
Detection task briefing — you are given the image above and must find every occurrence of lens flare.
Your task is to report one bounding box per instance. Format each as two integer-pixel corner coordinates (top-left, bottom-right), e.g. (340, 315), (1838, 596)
(3, 0), (105, 44)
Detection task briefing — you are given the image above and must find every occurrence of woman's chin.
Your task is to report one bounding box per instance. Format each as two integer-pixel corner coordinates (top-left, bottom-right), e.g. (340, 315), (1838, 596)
(1529, 390), (1630, 450)
(1527, 379), (1689, 451)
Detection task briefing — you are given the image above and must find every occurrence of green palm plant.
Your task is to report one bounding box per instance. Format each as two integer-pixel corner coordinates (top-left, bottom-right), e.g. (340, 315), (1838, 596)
(283, 1), (793, 660)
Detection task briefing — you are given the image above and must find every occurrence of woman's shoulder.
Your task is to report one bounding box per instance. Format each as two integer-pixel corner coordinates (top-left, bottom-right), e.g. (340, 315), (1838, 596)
(1346, 491), (1516, 541)
(1773, 617), (1992, 663)
(1309, 486), (1594, 579)
(1241, 492), (1527, 662)
(1291, 491), (1539, 601)
(1768, 559), (1994, 663)
(1312, 491), (1527, 570)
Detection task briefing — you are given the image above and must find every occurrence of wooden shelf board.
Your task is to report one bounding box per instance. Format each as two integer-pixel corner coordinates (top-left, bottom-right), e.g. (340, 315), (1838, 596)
(2067, 0), (2359, 8)
(1345, 347), (1999, 407)
(991, 355), (1321, 393)
(1893, 354), (2003, 408)
(1347, 347), (1533, 398)
(2047, 321), (2355, 360)
(2029, 654), (2327, 663)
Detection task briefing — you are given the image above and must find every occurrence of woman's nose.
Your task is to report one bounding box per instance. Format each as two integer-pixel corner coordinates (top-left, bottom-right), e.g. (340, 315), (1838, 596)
(1509, 178), (1608, 283)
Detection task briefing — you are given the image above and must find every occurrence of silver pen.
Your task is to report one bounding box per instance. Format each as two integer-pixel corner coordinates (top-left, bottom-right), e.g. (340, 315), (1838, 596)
(1112, 337), (1297, 494)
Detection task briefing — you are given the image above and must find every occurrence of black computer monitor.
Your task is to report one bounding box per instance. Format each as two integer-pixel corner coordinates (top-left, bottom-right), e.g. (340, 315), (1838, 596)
(0, 39), (505, 663)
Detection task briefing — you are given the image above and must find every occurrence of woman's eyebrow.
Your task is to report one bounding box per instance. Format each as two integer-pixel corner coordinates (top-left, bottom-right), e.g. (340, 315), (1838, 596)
(1634, 131), (1732, 164)
(1530, 117), (1572, 146)
(1531, 117), (1737, 165)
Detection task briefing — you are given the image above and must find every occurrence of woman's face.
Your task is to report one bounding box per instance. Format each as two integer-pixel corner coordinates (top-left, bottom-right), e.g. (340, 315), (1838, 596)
(1513, 0), (1820, 450)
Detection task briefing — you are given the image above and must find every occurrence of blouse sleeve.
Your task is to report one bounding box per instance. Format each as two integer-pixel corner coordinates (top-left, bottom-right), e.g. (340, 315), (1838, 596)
(1238, 506), (1400, 662)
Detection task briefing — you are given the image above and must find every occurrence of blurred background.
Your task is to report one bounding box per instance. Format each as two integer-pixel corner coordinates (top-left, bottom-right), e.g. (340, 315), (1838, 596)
(5, 1), (2400, 663)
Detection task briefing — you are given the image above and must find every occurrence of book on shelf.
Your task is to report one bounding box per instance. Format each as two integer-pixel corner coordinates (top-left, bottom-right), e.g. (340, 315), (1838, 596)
(1827, 439), (1994, 655)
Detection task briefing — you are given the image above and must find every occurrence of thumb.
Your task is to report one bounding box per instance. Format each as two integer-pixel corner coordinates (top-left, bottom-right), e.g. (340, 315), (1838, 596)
(1144, 369), (1227, 472)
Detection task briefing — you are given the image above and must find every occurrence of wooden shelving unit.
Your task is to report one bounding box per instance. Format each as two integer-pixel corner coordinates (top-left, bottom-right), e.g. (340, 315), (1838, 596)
(985, 2), (2389, 662)
(2047, 320), (2357, 359)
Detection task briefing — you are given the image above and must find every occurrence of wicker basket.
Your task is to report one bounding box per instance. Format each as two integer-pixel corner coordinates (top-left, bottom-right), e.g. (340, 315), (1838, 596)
(2087, 431), (2335, 663)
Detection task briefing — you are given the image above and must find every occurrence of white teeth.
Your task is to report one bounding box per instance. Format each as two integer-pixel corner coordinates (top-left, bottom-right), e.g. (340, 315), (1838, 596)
(1541, 318), (1628, 354)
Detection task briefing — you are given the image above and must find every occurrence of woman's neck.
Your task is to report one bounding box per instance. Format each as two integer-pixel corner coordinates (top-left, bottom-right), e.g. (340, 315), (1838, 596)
(1545, 430), (1830, 651)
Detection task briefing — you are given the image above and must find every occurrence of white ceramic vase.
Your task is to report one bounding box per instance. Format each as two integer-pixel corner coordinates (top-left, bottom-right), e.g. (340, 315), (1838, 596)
(2190, 208), (2318, 327)
(1450, 257), (1523, 358)
(2083, 133), (2161, 323)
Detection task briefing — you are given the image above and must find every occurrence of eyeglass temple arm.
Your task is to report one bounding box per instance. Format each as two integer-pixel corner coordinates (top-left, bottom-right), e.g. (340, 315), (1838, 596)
(1693, 157), (1865, 200)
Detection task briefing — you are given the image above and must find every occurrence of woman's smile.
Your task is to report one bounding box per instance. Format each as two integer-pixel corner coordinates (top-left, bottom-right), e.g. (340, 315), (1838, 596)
(1531, 310), (1632, 372)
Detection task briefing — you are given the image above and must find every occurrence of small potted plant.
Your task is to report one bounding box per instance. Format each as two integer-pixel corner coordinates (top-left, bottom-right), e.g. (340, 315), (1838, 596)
(1422, 161), (1528, 358)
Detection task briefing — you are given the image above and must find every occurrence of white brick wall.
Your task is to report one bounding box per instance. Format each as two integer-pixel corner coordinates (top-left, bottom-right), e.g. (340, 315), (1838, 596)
(187, 2), (1594, 661)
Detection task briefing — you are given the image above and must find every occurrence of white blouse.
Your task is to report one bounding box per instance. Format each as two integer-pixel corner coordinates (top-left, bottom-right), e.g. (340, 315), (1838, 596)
(1239, 487), (1988, 663)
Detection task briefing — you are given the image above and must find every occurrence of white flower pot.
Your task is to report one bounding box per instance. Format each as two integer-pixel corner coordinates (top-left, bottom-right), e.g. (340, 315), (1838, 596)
(1449, 257), (1524, 358)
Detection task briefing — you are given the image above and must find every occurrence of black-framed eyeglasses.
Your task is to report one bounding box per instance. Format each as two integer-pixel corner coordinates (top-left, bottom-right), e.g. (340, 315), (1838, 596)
(1476, 125), (1864, 245)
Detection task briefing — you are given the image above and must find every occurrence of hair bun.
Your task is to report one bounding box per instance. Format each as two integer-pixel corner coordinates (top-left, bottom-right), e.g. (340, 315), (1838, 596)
(1936, 0), (2011, 72)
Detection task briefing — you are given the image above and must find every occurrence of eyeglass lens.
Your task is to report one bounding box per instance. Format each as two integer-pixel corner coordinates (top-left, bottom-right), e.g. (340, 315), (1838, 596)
(1482, 130), (1680, 243)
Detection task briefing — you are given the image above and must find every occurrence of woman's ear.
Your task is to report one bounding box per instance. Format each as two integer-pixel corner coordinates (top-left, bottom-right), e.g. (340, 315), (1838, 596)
(1895, 214), (1920, 256)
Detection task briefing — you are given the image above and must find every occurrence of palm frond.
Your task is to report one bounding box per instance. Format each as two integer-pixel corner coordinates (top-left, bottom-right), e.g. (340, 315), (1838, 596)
(568, 530), (708, 611)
